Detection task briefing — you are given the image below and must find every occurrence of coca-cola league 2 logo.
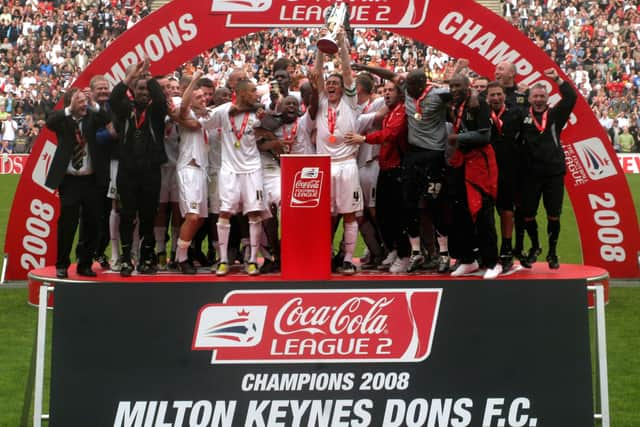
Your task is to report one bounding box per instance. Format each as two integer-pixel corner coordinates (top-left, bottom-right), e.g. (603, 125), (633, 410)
(210, 0), (431, 29)
(291, 167), (324, 208)
(192, 289), (442, 364)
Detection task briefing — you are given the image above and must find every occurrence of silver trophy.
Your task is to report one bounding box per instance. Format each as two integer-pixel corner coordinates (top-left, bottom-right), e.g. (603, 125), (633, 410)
(318, 1), (349, 54)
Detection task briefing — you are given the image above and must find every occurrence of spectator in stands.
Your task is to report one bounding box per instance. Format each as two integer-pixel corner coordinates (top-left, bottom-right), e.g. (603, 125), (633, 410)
(618, 126), (636, 152)
(608, 119), (622, 151)
(13, 126), (28, 153)
(1, 112), (17, 153)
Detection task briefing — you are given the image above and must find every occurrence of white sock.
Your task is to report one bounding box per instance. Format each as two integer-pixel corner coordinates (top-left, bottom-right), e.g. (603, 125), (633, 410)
(409, 236), (421, 253)
(154, 226), (166, 253)
(176, 238), (191, 263)
(437, 234), (448, 254)
(110, 242), (120, 263)
(343, 221), (358, 263)
(109, 209), (120, 239)
(109, 210), (120, 262)
(217, 220), (231, 263)
(249, 220), (262, 264)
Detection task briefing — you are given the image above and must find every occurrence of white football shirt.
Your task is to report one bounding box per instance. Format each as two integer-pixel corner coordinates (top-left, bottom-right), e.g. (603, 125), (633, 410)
(316, 86), (359, 159)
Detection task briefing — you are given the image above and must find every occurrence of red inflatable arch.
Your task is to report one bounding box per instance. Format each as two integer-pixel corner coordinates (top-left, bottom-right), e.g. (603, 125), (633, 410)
(5, 0), (639, 279)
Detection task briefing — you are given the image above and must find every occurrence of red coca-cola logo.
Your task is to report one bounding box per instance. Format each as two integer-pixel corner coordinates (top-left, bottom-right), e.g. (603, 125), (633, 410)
(274, 296), (392, 335)
(291, 168), (324, 208)
(193, 289), (442, 363)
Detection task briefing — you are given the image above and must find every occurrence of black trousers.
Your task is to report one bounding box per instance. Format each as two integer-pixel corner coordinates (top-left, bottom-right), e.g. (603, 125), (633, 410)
(95, 189), (112, 257)
(78, 186), (111, 259)
(377, 167), (410, 257)
(401, 147), (446, 239)
(117, 167), (161, 262)
(56, 174), (100, 269)
(520, 174), (565, 218)
(448, 180), (498, 267)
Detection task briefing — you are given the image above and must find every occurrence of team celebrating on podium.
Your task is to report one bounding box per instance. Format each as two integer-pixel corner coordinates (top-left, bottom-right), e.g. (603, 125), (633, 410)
(45, 27), (577, 279)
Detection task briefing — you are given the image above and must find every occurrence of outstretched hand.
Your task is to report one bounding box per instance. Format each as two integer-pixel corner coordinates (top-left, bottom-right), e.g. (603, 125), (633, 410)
(124, 57), (150, 87)
(544, 67), (561, 83)
(337, 27), (348, 49)
(82, 86), (94, 105)
(517, 82), (529, 93)
(308, 69), (322, 89)
(453, 58), (469, 74)
(344, 131), (364, 145)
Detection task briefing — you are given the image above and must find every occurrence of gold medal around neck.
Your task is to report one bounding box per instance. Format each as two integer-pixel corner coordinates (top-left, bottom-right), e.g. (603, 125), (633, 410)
(414, 112), (422, 120)
(234, 140), (241, 148)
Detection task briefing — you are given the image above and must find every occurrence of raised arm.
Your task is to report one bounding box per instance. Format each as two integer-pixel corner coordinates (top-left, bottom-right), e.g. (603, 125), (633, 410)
(147, 78), (168, 119)
(337, 28), (353, 89)
(351, 63), (399, 84)
(314, 47), (325, 94)
(179, 71), (202, 120)
(307, 69), (322, 120)
(123, 58), (147, 91)
(545, 68), (577, 130)
(345, 108), (407, 147)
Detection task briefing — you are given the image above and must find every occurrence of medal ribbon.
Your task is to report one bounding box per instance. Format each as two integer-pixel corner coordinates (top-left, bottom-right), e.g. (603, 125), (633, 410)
(362, 99), (372, 114)
(530, 107), (548, 134)
(452, 100), (466, 134)
(203, 128), (209, 145)
(383, 103), (402, 129)
(328, 106), (337, 138)
(282, 118), (299, 141)
(490, 105), (506, 135)
(414, 85), (432, 118)
(230, 112), (250, 144)
(134, 106), (147, 129)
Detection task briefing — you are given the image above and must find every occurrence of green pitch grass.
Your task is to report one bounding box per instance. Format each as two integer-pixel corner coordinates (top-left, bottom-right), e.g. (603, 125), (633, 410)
(0, 174), (638, 426)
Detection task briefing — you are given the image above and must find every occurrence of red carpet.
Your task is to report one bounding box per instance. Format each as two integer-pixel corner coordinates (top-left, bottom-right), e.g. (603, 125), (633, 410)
(29, 261), (608, 283)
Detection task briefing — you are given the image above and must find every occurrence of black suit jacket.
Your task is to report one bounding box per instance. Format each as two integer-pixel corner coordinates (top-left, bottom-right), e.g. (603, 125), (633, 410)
(44, 107), (111, 190)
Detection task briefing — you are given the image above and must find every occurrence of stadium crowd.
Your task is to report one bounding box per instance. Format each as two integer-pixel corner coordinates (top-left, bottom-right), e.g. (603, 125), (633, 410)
(0, 0), (635, 279)
(0, 0), (150, 154)
(0, 0), (638, 154)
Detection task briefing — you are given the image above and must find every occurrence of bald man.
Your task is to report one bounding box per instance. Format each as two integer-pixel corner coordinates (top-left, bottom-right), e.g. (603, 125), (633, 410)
(226, 68), (247, 103)
(495, 61), (528, 112)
